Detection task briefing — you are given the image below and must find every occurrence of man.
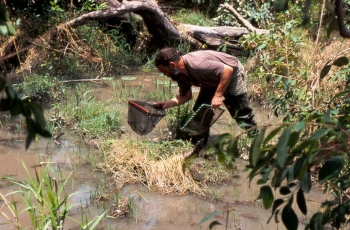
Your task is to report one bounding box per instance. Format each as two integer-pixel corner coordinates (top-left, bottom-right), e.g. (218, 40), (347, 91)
(153, 48), (258, 143)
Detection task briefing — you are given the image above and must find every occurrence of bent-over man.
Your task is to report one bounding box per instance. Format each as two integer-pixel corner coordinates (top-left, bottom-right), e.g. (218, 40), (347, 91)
(153, 48), (259, 143)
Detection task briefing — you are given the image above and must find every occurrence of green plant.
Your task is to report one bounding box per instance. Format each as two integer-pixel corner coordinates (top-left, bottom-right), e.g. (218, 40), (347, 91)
(213, 83), (350, 229)
(0, 162), (108, 229)
(0, 4), (16, 36)
(213, 0), (275, 29)
(240, 20), (350, 123)
(0, 75), (52, 149)
(17, 73), (62, 102)
(171, 9), (215, 27)
(61, 83), (123, 139)
(77, 0), (108, 13)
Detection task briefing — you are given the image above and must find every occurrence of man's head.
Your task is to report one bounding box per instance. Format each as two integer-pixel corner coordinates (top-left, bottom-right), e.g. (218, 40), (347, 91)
(154, 48), (184, 81)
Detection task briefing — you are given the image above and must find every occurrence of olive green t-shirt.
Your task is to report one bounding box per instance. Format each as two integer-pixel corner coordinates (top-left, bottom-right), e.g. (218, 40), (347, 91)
(177, 50), (246, 96)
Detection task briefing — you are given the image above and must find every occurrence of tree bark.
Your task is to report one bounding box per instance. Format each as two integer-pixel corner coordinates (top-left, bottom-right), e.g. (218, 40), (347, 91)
(0, 0), (269, 69)
(62, 0), (268, 53)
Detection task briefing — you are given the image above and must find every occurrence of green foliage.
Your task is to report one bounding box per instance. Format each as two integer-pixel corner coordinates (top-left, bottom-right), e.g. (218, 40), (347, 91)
(61, 84), (122, 139)
(0, 74), (52, 149)
(172, 9), (215, 26)
(214, 87), (350, 229)
(76, 0), (108, 13)
(17, 74), (62, 102)
(1, 162), (107, 229)
(240, 20), (350, 122)
(214, 0), (275, 29)
(0, 4), (16, 36)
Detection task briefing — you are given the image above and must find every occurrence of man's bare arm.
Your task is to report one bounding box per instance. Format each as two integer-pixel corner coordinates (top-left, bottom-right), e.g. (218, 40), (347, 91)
(212, 64), (234, 108)
(154, 90), (192, 109)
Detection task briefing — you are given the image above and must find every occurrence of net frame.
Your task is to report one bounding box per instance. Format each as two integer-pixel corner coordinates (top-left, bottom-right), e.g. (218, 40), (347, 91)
(180, 104), (225, 136)
(127, 100), (166, 135)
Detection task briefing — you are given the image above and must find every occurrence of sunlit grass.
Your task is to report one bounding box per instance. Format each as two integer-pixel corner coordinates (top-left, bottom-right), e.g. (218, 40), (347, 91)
(171, 9), (215, 27)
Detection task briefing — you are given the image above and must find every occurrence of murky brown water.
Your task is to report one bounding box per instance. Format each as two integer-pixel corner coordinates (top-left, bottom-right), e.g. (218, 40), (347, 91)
(0, 71), (327, 230)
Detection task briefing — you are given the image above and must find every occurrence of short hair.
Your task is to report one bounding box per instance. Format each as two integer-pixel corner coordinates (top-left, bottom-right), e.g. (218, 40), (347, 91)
(154, 48), (184, 67)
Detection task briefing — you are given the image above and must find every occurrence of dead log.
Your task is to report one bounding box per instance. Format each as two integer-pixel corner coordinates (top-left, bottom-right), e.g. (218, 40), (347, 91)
(0, 0), (269, 70)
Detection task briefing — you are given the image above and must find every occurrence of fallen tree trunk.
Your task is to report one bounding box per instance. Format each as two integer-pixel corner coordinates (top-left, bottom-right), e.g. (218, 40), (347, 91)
(0, 0), (269, 70)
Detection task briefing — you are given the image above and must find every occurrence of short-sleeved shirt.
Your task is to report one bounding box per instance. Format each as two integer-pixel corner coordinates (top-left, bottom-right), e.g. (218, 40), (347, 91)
(177, 50), (246, 96)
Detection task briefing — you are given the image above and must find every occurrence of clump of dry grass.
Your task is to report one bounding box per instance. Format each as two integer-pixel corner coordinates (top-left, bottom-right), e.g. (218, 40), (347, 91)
(96, 139), (206, 196)
(20, 24), (104, 75)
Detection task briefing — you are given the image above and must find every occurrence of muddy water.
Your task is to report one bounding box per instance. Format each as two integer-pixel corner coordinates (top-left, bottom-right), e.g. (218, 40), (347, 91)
(0, 71), (326, 230)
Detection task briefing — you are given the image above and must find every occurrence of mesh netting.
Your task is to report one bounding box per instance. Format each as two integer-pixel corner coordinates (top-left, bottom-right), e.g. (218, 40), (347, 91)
(180, 104), (225, 136)
(128, 100), (166, 135)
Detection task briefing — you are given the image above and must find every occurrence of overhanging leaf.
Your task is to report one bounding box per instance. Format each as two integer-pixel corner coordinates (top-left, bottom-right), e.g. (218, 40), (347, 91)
(279, 186), (291, 195)
(227, 138), (239, 159)
(0, 75), (6, 91)
(28, 103), (46, 130)
(294, 121), (305, 132)
(322, 110), (331, 123)
(257, 185), (274, 209)
(0, 22), (8, 36)
(288, 131), (300, 149)
(271, 199), (284, 214)
(281, 198), (299, 230)
(277, 127), (291, 167)
(268, 199), (284, 224)
(297, 188), (307, 215)
(319, 155), (345, 184)
(300, 171), (311, 193)
(320, 65), (331, 79)
(309, 212), (323, 230)
(274, 0), (289, 12)
(325, 2), (335, 14)
(327, 19), (338, 38)
(263, 126), (283, 146)
(25, 118), (36, 150)
(6, 21), (16, 36)
(249, 127), (266, 167)
(209, 221), (222, 229)
(332, 56), (349, 67)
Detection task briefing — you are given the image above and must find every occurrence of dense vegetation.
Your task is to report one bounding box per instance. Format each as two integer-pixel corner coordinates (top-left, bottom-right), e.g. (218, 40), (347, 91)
(0, 0), (350, 229)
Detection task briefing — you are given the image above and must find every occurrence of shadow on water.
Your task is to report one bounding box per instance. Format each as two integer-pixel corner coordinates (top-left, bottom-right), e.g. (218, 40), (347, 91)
(0, 71), (327, 230)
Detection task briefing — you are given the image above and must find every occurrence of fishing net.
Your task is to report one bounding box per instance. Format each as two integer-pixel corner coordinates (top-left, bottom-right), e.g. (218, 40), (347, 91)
(127, 100), (166, 135)
(180, 104), (225, 136)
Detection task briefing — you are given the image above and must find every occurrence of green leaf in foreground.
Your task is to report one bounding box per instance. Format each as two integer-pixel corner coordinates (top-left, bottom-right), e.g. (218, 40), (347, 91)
(320, 65), (332, 79)
(209, 221), (222, 229)
(282, 199), (299, 230)
(277, 127), (291, 167)
(318, 155), (345, 184)
(297, 188), (307, 215)
(257, 185), (274, 209)
(198, 210), (220, 226)
(332, 56), (349, 67)
(249, 127), (266, 167)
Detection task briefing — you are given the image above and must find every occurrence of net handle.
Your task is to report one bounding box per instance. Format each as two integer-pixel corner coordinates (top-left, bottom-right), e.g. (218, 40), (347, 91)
(182, 104), (211, 127)
(129, 100), (148, 113)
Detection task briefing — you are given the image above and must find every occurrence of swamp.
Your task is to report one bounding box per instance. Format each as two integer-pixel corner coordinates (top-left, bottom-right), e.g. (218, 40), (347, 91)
(0, 0), (350, 230)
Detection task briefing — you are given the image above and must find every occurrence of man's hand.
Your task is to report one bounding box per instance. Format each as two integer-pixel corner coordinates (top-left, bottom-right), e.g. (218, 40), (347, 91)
(153, 101), (172, 109)
(211, 95), (224, 108)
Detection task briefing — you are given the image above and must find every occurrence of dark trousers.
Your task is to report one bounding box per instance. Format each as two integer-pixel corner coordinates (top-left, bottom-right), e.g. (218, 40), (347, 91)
(193, 87), (258, 139)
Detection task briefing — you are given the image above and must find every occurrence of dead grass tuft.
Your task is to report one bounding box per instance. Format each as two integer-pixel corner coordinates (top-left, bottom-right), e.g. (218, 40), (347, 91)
(96, 139), (206, 196)
(20, 24), (105, 75)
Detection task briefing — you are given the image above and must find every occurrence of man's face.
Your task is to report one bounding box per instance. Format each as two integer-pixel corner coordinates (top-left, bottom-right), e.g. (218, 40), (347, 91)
(157, 64), (182, 81)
